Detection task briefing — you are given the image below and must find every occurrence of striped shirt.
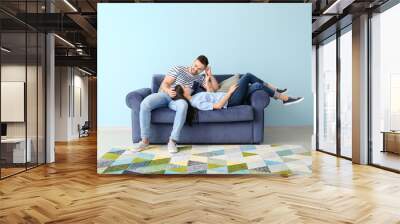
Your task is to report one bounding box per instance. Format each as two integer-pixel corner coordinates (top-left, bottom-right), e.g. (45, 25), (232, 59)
(166, 66), (207, 89)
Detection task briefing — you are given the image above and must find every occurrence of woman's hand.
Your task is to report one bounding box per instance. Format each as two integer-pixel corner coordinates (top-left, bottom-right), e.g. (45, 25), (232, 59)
(213, 84), (238, 110)
(183, 86), (192, 99)
(228, 84), (239, 94)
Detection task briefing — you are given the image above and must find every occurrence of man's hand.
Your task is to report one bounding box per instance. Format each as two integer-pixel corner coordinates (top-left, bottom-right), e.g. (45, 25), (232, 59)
(161, 75), (176, 97)
(167, 87), (176, 98)
(205, 75), (211, 83)
(205, 66), (219, 92)
(205, 66), (212, 77)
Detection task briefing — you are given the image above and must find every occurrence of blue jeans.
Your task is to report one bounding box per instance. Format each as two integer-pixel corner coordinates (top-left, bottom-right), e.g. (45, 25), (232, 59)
(228, 73), (277, 107)
(140, 92), (188, 141)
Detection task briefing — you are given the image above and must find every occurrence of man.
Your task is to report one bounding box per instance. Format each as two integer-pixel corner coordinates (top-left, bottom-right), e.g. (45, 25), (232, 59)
(136, 55), (218, 153)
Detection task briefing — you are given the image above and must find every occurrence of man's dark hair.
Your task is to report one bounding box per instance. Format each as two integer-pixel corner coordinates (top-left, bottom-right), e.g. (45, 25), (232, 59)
(196, 55), (209, 67)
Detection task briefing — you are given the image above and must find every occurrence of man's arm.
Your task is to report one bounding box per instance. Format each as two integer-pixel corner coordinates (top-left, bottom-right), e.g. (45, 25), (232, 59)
(203, 76), (215, 92)
(209, 76), (219, 91)
(204, 66), (219, 91)
(160, 75), (176, 97)
(183, 86), (192, 100)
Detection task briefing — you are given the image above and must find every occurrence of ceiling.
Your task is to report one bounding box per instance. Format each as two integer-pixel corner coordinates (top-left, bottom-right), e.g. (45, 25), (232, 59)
(0, 0), (391, 75)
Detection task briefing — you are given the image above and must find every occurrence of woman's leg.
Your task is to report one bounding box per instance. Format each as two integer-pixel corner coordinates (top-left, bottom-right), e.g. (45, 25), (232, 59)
(227, 74), (254, 106)
(246, 82), (286, 100)
(241, 73), (282, 93)
(236, 73), (303, 106)
(240, 73), (287, 94)
(228, 73), (283, 106)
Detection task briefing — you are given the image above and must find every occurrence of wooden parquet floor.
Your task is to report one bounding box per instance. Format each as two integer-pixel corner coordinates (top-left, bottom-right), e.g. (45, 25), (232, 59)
(1, 135), (400, 224)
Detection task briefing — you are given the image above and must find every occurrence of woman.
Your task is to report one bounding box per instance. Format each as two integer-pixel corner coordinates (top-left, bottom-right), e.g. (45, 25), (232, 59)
(184, 73), (303, 111)
(173, 85), (197, 126)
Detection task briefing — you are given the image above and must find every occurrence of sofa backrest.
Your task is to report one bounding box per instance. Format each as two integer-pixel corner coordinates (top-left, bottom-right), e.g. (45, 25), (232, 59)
(152, 74), (237, 93)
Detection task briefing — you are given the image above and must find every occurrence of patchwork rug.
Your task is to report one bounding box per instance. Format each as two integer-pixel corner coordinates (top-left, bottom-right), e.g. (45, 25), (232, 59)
(97, 144), (312, 176)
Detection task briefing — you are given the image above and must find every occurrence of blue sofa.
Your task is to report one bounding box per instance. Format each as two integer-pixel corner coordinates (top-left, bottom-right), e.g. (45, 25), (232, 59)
(125, 74), (270, 144)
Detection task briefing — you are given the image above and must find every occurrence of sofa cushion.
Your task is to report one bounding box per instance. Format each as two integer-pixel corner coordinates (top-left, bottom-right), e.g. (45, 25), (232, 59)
(217, 74), (240, 92)
(151, 105), (254, 124)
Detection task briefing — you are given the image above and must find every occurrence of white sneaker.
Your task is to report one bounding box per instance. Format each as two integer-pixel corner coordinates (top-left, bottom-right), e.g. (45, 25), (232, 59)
(135, 140), (149, 151)
(168, 140), (178, 154)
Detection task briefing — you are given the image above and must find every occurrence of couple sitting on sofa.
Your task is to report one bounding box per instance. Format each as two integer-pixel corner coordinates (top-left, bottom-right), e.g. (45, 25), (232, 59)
(136, 55), (303, 153)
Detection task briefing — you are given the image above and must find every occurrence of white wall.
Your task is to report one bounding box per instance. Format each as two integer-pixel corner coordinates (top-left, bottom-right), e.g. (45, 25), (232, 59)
(1, 65), (41, 137)
(71, 72), (89, 138)
(55, 67), (89, 141)
(1, 63), (46, 163)
(55, 66), (68, 141)
(1, 65), (26, 134)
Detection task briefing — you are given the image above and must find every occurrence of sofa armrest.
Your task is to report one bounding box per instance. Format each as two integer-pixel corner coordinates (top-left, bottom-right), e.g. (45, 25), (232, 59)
(250, 89), (270, 109)
(125, 88), (152, 110)
(249, 90), (270, 144)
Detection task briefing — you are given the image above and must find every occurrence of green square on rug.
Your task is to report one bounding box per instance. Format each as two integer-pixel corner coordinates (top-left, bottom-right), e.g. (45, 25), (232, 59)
(97, 144), (312, 176)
